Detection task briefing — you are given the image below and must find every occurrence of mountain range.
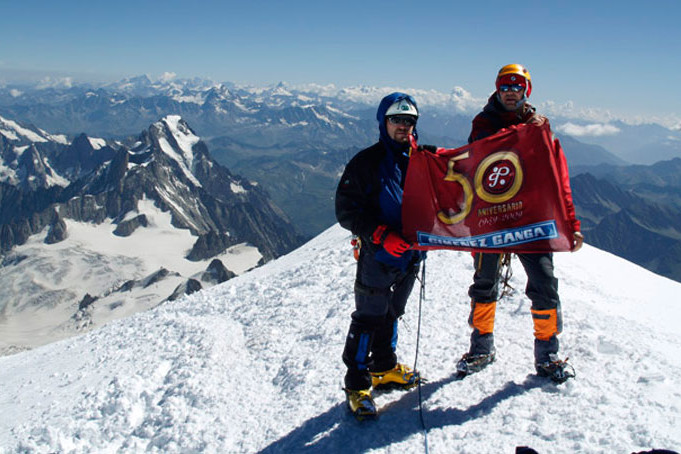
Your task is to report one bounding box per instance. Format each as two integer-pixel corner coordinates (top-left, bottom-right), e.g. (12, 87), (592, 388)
(0, 113), (301, 354)
(3, 76), (679, 162)
(570, 167), (681, 281)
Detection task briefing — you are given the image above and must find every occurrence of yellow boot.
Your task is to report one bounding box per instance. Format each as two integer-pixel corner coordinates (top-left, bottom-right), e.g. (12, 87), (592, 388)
(371, 363), (420, 390)
(344, 388), (377, 420)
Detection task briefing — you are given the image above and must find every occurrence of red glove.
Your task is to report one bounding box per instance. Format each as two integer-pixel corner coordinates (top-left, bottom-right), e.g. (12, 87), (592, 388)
(371, 225), (411, 257)
(383, 231), (411, 257)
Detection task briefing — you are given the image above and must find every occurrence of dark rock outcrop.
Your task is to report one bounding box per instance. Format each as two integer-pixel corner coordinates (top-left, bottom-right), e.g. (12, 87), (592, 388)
(168, 278), (203, 301)
(45, 215), (67, 244)
(201, 259), (235, 284)
(113, 214), (148, 237)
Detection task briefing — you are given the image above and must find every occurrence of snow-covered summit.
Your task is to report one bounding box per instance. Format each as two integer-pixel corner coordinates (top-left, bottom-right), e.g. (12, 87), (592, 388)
(1, 224), (680, 452)
(0, 114), (67, 144)
(150, 115), (202, 187)
(104, 74), (219, 99)
(0, 115), (72, 189)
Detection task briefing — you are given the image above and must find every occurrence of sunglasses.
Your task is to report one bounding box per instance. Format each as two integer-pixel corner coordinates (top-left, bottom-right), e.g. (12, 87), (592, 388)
(499, 84), (525, 93)
(387, 116), (417, 126)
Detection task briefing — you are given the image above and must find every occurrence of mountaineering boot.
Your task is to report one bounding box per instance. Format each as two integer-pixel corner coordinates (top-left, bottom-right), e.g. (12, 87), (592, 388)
(344, 388), (377, 420)
(456, 349), (496, 377)
(535, 354), (575, 384)
(370, 363), (420, 391)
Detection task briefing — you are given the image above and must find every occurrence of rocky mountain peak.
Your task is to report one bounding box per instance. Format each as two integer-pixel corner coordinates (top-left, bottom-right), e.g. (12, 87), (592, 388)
(1, 113), (301, 259)
(145, 115), (203, 188)
(0, 113), (303, 351)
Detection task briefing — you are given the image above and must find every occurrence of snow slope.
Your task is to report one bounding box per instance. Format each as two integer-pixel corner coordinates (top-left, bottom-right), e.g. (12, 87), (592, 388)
(1, 224), (680, 453)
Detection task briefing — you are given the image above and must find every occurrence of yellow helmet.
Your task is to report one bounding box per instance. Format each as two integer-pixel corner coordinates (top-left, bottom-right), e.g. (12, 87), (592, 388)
(496, 64), (532, 97)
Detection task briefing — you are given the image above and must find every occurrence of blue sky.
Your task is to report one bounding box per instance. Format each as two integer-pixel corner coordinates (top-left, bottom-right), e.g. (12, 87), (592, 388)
(1, 0), (679, 122)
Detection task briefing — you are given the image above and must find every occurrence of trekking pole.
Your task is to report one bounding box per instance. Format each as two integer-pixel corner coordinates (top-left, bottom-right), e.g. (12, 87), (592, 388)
(414, 257), (429, 454)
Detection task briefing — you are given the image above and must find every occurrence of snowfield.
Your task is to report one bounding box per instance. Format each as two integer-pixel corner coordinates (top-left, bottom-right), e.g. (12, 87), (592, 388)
(0, 198), (262, 355)
(1, 224), (680, 453)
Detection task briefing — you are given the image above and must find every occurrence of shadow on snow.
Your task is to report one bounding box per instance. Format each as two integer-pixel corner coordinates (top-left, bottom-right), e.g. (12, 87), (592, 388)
(257, 373), (545, 453)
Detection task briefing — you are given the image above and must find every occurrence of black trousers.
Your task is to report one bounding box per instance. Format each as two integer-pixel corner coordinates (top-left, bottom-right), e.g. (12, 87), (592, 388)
(342, 248), (419, 390)
(467, 252), (561, 362)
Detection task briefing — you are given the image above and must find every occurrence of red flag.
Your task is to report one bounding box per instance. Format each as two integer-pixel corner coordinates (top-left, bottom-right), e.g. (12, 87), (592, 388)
(402, 123), (579, 253)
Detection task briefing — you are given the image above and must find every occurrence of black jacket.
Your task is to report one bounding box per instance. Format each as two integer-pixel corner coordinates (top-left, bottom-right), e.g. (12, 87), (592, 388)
(336, 141), (423, 269)
(336, 142), (398, 242)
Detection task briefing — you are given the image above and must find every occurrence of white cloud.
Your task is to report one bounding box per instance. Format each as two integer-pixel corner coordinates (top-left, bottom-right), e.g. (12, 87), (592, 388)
(159, 72), (177, 82)
(9, 89), (22, 97)
(555, 122), (621, 137)
(447, 86), (485, 113)
(36, 76), (73, 89)
(288, 83), (485, 114)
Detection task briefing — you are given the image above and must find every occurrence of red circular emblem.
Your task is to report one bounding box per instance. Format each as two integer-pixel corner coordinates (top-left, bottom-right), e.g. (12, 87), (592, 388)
(481, 160), (516, 195)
